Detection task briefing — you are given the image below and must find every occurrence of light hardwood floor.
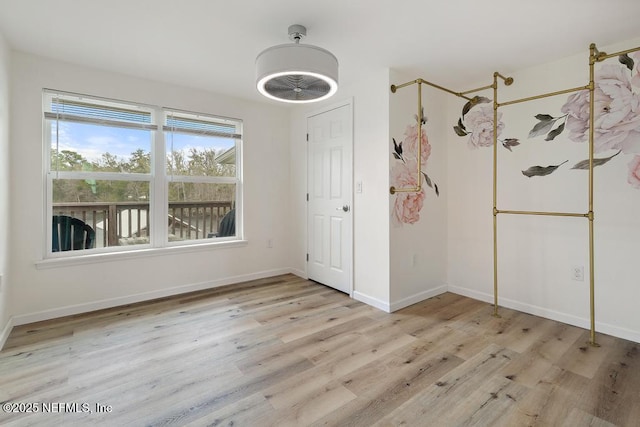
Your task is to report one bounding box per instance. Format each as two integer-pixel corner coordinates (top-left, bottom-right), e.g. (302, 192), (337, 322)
(1, 274), (639, 426)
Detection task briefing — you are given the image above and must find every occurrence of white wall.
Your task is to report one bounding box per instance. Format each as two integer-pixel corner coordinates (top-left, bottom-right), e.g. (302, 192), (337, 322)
(389, 70), (448, 310)
(290, 68), (392, 309)
(350, 70), (392, 308)
(447, 37), (640, 343)
(9, 52), (292, 323)
(0, 32), (11, 347)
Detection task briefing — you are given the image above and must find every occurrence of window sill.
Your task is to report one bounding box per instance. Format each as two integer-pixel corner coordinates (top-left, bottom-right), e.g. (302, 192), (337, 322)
(35, 239), (248, 270)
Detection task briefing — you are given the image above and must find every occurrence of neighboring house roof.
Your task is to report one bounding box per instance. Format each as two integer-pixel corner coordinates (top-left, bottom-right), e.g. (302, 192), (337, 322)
(215, 147), (235, 165)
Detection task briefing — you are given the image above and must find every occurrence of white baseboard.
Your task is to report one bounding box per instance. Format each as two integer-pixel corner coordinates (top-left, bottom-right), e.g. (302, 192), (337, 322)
(353, 286), (448, 314)
(390, 285), (448, 312)
(10, 272), (639, 345)
(446, 285), (497, 306)
(13, 268), (293, 327)
(353, 291), (391, 312)
(448, 284), (588, 326)
(288, 268), (307, 280)
(595, 321), (640, 344)
(448, 284), (640, 344)
(0, 316), (14, 350)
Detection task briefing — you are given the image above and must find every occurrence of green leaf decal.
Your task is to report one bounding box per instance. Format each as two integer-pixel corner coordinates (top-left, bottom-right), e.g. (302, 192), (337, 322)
(453, 125), (468, 137)
(522, 160), (568, 178)
(422, 172), (433, 188)
(422, 172), (439, 196)
(393, 138), (403, 157)
(462, 101), (473, 118)
(461, 96), (491, 118)
(619, 54), (634, 71)
(528, 118), (557, 138)
(414, 106), (427, 125)
(502, 138), (520, 151)
(458, 118), (466, 132)
(571, 151), (621, 170)
(534, 114), (554, 121)
(544, 122), (565, 141)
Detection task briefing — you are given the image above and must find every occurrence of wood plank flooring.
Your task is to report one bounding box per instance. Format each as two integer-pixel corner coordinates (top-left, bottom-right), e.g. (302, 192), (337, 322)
(1, 274), (639, 426)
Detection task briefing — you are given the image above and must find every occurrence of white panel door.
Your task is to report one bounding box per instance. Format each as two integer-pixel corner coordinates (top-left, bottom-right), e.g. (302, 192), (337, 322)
(307, 103), (352, 294)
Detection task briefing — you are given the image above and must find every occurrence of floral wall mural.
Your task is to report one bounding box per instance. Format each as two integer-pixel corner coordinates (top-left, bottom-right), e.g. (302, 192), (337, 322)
(452, 52), (640, 189)
(390, 109), (439, 226)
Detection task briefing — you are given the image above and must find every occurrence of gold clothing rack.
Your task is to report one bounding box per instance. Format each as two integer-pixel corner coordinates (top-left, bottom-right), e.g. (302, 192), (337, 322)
(391, 42), (640, 347)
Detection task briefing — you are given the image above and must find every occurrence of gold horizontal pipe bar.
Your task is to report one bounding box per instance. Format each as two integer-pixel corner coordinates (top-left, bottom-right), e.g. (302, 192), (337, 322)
(459, 84), (494, 95)
(595, 45), (640, 62)
(496, 209), (588, 218)
(495, 73), (514, 86)
(389, 186), (421, 194)
(419, 79), (473, 101)
(391, 79), (421, 91)
(390, 78), (472, 100)
(498, 85), (589, 107)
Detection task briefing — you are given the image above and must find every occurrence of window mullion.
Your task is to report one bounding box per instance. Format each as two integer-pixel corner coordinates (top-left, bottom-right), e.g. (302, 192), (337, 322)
(43, 115), (53, 258)
(152, 107), (167, 248)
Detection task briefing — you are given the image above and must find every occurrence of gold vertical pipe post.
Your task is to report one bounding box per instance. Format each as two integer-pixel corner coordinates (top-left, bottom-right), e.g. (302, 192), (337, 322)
(492, 72), (499, 317)
(389, 80), (423, 194)
(417, 80), (422, 189)
(588, 44), (598, 347)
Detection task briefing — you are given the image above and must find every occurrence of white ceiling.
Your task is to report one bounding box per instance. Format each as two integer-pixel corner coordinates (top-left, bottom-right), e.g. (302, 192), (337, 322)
(0, 0), (639, 105)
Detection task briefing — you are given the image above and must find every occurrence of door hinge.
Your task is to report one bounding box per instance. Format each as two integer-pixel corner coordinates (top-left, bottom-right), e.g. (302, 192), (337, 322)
(306, 193), (309, 201)
(306, 133), (309, 141)
(306, 253), (309, 262)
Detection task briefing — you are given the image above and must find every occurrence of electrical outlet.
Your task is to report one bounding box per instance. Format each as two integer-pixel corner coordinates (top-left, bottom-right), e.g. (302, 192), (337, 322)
(571, 265), (584, 281)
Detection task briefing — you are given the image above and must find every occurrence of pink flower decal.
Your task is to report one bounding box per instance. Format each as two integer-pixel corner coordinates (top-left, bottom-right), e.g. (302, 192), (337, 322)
(631, 52), (640, 88)
(390, 114), (439, 225)
(561, 90), (590, 142)
(561, 64), (640, 154)
(403, 124), (431, 166)
(464, 106), (504, 149)
(628, 155), (640, 189)
(391, 160), (425, 225)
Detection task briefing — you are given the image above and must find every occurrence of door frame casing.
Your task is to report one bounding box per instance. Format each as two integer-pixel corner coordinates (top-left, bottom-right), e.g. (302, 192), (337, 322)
(305, 98), (354, 297)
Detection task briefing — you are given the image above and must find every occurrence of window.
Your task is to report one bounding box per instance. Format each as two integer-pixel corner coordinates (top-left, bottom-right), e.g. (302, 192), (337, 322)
(164, 110), (241, 242)
(44, 90), (242, 256)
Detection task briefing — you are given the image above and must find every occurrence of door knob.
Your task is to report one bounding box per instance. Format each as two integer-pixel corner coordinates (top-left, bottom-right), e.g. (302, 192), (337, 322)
(336, 205), (350, 212)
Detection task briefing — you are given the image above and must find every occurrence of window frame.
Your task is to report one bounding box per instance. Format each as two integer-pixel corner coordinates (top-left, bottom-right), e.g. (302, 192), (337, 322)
(42, 89), (243, 260)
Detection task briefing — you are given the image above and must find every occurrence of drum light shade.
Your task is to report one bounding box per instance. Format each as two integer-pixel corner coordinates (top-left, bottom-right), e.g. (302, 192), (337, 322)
(256, 26), (338, 103)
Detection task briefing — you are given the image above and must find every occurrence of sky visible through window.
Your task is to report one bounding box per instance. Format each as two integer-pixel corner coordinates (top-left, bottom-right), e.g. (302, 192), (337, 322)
(52, 121), (234, 164)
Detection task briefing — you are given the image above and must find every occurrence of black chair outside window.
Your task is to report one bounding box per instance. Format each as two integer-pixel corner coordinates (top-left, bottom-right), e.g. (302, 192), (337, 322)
(216, 208), (236, 237)
(52, 215), (96, 252)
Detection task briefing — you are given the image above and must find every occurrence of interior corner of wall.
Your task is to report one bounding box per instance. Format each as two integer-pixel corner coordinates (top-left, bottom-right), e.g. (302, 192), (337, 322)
(0, 314), (14, 351)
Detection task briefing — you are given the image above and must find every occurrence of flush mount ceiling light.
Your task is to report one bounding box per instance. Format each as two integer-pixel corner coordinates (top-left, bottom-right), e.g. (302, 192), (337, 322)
(256, 24), (338, 103)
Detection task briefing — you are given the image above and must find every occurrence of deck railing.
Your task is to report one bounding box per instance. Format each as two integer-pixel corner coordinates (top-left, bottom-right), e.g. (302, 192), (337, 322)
(53, 201), (233, 247)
